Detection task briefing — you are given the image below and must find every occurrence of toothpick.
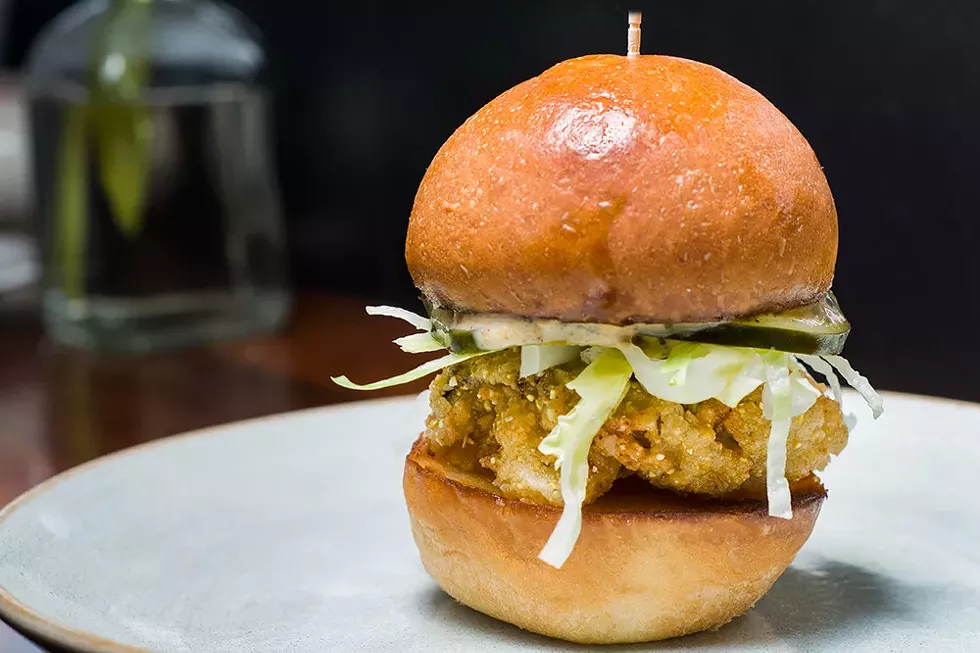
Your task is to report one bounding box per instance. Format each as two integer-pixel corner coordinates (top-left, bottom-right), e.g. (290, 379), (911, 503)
(627, 12), (642, 58)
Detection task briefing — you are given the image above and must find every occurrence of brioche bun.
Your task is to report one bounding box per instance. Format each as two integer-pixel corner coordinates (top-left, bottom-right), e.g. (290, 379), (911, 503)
(406, 54), (838, 324)
(404, 439), (825, 644)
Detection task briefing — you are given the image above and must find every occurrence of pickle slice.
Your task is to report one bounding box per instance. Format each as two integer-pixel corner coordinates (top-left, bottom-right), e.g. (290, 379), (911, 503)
(431, 328), (480, 355)
(426, 293), (850, 356)
(667, 293), (849, 354)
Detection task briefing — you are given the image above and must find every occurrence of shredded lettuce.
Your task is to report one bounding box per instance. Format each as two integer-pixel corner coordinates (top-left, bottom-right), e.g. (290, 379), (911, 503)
(759, 352), (818, 518)
(762, 356), (794, 519)
(788, 369), (822, 415)
(520, 344), (582, 378)
(617, 342), (825, 520)
(394, 332), (445, 354)
(334, 304), (885, 563)
(331, 351), (492, 390)
(537, 348), (633, 568)
(365, 305), (431, 330)
(798, 354), (843, 404)
(796, 354), (876, 433)
(659, 341), (710, 386)
(798, 353), (880, 433)
(617, 343), (862, 520)
(618, 342), (766, 407)
(333, 306), (487, 389)
(824, 355), (884, 418)
(332, 307), (492, 390)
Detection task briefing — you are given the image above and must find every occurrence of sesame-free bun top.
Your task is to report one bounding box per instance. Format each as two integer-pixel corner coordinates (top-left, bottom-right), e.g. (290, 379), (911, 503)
(405, 54), (838, 324)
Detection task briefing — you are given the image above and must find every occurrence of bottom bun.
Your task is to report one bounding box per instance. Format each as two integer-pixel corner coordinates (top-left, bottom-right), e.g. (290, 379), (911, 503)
(403, 438), (825, 644)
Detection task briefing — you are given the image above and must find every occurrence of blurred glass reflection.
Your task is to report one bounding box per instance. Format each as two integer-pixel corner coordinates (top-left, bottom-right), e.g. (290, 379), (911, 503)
(25, 0), (290, 354)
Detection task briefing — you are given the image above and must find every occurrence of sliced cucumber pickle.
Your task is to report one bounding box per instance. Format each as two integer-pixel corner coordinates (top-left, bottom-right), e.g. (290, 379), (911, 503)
(430, 328), (480, 355)
(426, 293), (850, 356)
(667, 293), (849, 354)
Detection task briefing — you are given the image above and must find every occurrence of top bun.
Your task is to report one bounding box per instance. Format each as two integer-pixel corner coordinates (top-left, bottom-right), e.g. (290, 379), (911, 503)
(406, 55), (838, 324)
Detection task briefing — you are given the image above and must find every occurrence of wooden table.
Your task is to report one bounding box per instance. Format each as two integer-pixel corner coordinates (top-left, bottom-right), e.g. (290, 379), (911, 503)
(0, 293), (432, 652)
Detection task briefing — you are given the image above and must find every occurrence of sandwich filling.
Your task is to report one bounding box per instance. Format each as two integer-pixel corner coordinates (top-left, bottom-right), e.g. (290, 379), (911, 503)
(333, 301), (882, 568)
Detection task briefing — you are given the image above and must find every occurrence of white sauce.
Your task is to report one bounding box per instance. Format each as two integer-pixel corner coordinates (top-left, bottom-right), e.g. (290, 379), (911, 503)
(448, 313), (719, 351)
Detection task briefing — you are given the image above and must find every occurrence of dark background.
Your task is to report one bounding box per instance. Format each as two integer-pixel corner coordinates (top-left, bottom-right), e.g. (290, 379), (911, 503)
(5, 0), (979, 400)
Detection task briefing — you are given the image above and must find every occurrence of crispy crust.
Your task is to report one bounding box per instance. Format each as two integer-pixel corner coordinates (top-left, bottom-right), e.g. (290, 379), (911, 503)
(406, 54), (838, 324)
(403, 437), (825, 644)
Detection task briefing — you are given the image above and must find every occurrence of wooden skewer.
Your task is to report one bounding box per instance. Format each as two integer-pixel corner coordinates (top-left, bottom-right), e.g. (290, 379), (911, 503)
(627, 12), (642, 58)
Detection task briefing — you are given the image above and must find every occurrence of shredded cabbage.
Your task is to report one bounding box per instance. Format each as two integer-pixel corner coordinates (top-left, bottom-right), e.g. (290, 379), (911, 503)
(618, 342), (766, 407)
(537, 348), (633, 568)
(824, 355), (884, 418)
(762, 357), (794, 519)
(394, 332), (445, 354)
(332, 306), (496, 389)
(620, 343), (825, 519)
(365, 305), (430, 330)
(331, 350), (491, 390)
(334, 304), (885, 564)
(520, 344), (581, 378)
(788, 369), (822, 415)
(798, 354), (843, 404)
(659, 341), (710, 386)
(796, 354), (878, 432)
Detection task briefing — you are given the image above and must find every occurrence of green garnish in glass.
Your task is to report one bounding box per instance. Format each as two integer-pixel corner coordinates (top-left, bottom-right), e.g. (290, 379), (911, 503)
(55, 0), (155, 298)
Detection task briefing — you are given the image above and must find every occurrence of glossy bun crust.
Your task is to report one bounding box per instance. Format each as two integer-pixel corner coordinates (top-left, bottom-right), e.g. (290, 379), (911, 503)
(406, 55), (838, 324)
(403, 439), (825, 644)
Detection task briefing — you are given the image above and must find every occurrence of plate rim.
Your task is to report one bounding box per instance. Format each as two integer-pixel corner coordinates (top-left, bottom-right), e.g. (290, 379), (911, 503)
(0, 389), (972, 652)
(0, 394), (409, 653)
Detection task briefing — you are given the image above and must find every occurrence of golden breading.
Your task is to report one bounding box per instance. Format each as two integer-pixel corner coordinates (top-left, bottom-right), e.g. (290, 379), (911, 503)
(723, 389), (848, 494)
(422, 349), (849, 505)
(597, 390), (753, 496)
(425, 350), (619, 506)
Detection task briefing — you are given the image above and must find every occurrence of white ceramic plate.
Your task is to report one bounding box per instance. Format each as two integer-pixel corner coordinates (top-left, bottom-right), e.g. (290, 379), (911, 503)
(0, 391), (977, 652)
